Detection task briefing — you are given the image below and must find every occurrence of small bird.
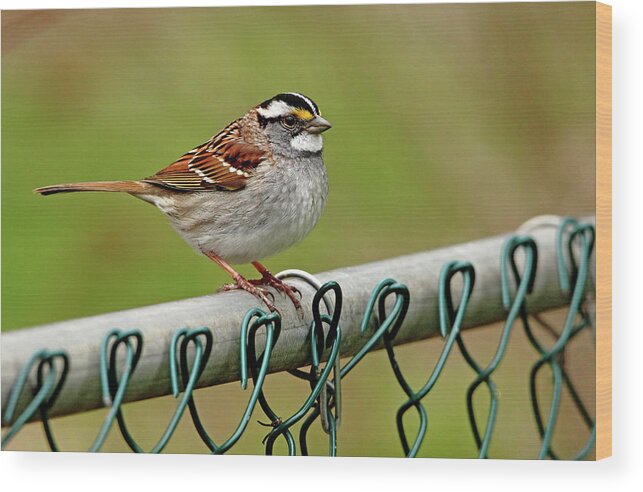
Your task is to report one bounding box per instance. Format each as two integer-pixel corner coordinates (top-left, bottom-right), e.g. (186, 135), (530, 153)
(34, 93), (332, 312)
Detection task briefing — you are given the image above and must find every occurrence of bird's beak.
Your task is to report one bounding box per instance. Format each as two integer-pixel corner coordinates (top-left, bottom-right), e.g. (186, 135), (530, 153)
(304, 116), (332, 134)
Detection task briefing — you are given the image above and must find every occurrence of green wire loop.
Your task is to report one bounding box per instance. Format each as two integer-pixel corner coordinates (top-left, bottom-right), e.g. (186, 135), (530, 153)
(526, 220), (596, 459)
(1, 350), (69, 447)
(457, 235), (538, 458)
(2, 330), (143, 452)
(299, 278), (410, 456)
(185, 309), (280, 454)
(111, 327), (213, 453)
(263, 281), (343, 456)
(264, 321), (341, 455)
(393, 261), (476, 457)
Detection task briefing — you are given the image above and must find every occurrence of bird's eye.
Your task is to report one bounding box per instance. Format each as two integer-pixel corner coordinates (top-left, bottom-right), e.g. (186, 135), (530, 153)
(282, 115), (297, 129)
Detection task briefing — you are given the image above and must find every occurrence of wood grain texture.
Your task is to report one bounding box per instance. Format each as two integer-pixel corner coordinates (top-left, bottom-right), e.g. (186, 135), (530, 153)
(595, 1), (612, 460)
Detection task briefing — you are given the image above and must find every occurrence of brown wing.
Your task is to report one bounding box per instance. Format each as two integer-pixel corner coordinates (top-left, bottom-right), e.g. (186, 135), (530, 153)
(143, 121), (267, 191)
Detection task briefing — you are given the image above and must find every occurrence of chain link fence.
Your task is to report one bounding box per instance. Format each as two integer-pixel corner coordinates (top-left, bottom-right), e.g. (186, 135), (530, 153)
(1, 216), (596, 458)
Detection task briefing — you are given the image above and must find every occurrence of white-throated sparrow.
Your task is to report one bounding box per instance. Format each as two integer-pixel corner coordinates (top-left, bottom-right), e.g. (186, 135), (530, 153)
(35, 93), (332, 312)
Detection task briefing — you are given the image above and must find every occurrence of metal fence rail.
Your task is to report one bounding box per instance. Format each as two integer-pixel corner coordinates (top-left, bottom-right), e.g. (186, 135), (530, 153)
(1, 215), (596, 458)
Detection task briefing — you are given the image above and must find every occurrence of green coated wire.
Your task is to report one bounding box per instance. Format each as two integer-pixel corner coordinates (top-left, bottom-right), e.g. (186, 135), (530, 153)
(185, 309), (280, 454)
(261, 282), (343, 456)
(496, 218), (595, 460)
(299, 278), (410, 456)
(111, 327), (213, 453)
(556, 216), (582, 295)
(545, 223), (595, 459)
(456, 235), (538, 459)
(17, 328), (213, 454)
(36, 352), (70, 435)
(391, 261), (476, 457)
(99, 329), (142, 407)
(306, 282), (343, 454)
(276, 271), (344, 436)
(523, 315), (594, 460)
(308, 313), (340, 456)
(342, 278), (409, 376)
(246, 310), (299, 454)
(528, 221), (595, 460)
(43, 329), (143, 452)
(1, 350), (68, 447)
(90, 331), (141, 452)
(264, 321), (342, 455)
(2, 331), (140, 453)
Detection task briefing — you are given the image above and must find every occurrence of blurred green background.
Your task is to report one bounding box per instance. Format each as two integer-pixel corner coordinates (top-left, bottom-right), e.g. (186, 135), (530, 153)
(2, 3), (596, 457)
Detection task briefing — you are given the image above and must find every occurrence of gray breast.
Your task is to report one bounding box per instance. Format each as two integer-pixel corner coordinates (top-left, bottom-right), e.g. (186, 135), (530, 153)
(163, 155), (328, 264)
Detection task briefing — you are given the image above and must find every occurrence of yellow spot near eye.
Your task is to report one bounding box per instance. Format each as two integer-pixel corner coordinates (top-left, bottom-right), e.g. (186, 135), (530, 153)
(292, 108), (314, 121)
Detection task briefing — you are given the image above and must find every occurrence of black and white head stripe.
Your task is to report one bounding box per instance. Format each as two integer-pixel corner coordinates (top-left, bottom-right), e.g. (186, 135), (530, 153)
(257, 92), (321, 120)
(281, 92), (320, 115)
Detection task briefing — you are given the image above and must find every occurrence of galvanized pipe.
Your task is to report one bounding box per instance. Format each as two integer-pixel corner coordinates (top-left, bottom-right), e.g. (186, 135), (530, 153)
(1, 216), (594, 425)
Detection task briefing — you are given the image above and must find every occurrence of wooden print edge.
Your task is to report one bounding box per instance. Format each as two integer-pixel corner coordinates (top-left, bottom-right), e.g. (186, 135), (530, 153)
(595, 0), (612, 460)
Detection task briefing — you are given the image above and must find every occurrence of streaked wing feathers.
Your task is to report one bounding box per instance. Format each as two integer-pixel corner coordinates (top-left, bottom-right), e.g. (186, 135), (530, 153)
(143, 121), (267, 191)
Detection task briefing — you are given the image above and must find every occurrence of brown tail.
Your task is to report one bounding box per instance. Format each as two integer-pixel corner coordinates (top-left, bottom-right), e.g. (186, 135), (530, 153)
(34, 180), (153, 196)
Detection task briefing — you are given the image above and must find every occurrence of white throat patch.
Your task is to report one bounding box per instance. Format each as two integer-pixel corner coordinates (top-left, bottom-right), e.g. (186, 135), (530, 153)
(291, 133), (323, 152)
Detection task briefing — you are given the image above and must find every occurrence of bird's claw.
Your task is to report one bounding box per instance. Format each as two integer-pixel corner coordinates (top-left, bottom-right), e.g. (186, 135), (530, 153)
(252, 275), (303, 314)
(219, 272), (304, 316)
(220, 279), (277, 312)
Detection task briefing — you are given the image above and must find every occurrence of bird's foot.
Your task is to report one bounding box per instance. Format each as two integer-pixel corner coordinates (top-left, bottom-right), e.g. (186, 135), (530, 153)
(250, 273), (303, 314)
(220, 277), (277, 312)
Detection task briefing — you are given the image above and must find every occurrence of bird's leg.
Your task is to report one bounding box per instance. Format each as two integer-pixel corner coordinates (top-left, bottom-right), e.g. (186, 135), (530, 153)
(250, 261), (302, 312)
(204, 252), (276, 312)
